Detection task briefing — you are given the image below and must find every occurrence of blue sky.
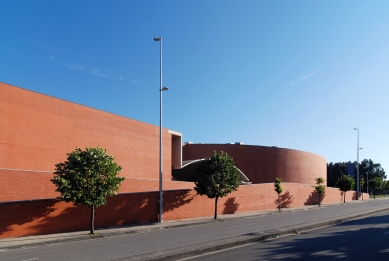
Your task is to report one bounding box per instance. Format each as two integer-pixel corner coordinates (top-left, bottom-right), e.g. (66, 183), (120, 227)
(1, 1), (388, 172)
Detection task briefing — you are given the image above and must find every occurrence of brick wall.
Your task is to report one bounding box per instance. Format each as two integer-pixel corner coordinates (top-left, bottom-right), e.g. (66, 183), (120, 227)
(183, 144), (327, 185)
(0, 82), (175, 200)
(0, 183), (367, 238)
(0, 169), (194, 201)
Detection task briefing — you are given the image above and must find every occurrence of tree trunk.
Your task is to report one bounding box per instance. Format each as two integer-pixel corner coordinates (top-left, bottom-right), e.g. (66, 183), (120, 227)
(214, 196), (219, 219)
(278, 193), (281, 212)
(344, 192), (346, 203)
(90, 205), (95, 234)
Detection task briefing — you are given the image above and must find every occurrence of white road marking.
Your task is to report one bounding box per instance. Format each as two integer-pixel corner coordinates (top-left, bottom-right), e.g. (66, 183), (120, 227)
(218, 223), (256, 230)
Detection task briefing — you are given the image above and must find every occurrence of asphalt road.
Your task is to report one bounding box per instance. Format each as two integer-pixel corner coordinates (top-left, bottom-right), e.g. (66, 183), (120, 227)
(184, 211), (389, 260)
(1, 200), (389, 261)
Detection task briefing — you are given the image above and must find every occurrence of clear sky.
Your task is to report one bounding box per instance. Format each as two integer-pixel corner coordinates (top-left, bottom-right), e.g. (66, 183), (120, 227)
(1, 1), (388, 171)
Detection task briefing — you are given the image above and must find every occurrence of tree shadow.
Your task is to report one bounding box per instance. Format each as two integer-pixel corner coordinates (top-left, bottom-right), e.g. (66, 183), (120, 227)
(0, 199), (56, 237)
(163, 189), (195, 212)
(0, 192), (157, 238)
(280, 191), (294, 208)
(305, 191), (319, 205)
(274, 191), (294, 209)
(223, 197), (240, 214)
(244, 214), (389, 260)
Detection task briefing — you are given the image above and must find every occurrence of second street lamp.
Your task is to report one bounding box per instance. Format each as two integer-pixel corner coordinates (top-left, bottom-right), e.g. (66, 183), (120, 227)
(354, 128), (362, 200)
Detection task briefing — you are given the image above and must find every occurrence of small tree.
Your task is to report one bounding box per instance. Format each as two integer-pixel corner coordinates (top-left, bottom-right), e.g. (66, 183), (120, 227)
(360, 177), (365, 201)
(368, 177), (382, 199)
(51, 147), (124, 234)
(336, 174), (355, 203)
(315, 177), (326, 206)
(274, 178), (283, 211)
(194, 151), (240, 219)
(384, 180), (389, 197)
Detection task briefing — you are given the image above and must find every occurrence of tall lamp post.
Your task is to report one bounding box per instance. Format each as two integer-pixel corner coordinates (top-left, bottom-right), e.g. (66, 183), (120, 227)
(366, 162), (370, 195)
(154, 36), (168, 222)
(354, 128), (362, 199)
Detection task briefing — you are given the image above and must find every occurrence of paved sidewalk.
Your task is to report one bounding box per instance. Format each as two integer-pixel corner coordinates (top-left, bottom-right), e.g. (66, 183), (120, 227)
(1, 199), (386, 254)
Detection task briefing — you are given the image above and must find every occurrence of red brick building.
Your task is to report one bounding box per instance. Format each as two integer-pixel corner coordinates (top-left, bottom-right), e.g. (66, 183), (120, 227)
(0, 82), (363, 238)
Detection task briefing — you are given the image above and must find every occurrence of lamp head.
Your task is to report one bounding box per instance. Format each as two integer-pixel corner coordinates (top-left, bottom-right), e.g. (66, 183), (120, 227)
(354, 128), (358, 130)
(154, 37), (162, 41)
(161, 87), (169, 91)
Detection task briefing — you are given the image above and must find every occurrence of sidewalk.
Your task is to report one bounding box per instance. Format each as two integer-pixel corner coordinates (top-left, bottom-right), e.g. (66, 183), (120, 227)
(2, 199), (387, 254)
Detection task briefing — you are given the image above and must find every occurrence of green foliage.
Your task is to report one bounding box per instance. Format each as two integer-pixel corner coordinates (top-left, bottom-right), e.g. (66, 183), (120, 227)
(194, 151), (240, 219)
(315, 177), (325, 206)
(51, 147), (124, 233)
(360, 177), (365, 201)
(327, 159), (386, 192)
(274, 178), (283, 194)
(368, 177), (383, 199)
(274, 178), (283, 211)
(337, 174), (355, 192)
(360, 177), (365, 190)
(384, 180), (389, 191)
(336, 174), (355, 203)
(315, 177), (326, 193)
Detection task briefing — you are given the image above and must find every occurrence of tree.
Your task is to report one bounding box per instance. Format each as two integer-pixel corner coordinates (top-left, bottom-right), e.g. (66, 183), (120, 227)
(327, 159), (386, 191)
(360, 159), (386, 193)
(51, 147), (124, 234)
(368, 177), (382, 199)
(327, 162), (348, 188)
(384, 180), (389, 197)
(315, 177), (326, 206)
(360, 177), (365, 201)
(336, 174), (355, 203)
(193, 151), (240, 219)
(274, 178), (283, 211)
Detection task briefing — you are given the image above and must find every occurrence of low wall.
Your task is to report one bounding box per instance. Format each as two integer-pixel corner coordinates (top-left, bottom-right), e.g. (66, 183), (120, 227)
(0, 169), (193, 202)
(0, 183), (368, 238)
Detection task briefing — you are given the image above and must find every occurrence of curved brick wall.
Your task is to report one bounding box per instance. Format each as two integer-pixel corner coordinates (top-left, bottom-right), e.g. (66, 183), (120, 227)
(183, 144), (327, 185)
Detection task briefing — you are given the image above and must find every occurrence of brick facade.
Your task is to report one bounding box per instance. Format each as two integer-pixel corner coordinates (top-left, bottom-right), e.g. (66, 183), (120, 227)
(0, 184), (367, 238)
(183, 144), (327, 185)
(0, 82), (365, 239)
(0, 82), (178, 201)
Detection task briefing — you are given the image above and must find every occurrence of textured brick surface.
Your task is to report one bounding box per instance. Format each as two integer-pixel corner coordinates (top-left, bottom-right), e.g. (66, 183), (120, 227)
(0, 82), (175, 201)
(183, 144), (327, 185)
(1, 82), (358, 239)
(0, 169), (194, 201)
(0, 183), (367, 238)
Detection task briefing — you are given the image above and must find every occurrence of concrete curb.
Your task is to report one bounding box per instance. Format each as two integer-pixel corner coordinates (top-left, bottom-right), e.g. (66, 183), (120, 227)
(119, 207), (389, 261)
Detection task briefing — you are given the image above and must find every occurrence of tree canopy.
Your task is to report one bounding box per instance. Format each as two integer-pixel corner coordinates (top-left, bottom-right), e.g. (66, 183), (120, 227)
(274, 178), (283, 211)
(315, 177), (326, 206)
(368, 177), (383, 199)
(193, 151), (240, 219)
(327, 159), (386, 191)
(336, 174), (355, 203)
(51, 147), (124, 234)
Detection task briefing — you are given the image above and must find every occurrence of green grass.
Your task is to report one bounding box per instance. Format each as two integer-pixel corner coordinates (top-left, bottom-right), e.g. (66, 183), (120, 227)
(369, 194), (388, 199)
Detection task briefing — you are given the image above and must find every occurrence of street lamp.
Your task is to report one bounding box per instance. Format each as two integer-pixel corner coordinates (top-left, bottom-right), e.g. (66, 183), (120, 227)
(366, 162), (370, 195)
(354, 128), (362, 200)
(155, 36), (168, 223)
